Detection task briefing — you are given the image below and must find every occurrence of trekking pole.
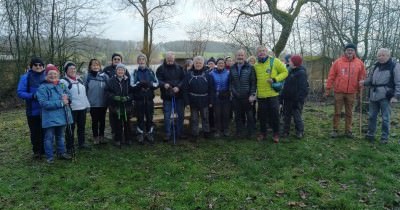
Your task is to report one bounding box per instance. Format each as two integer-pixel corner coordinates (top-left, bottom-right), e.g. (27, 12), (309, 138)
(359, 88), (363, 139)
(64, 105), (76, 162)
(171, 95), (176, 145)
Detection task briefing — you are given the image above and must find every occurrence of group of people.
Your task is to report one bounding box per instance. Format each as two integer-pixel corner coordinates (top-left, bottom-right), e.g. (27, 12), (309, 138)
(17, 43), (399, 164)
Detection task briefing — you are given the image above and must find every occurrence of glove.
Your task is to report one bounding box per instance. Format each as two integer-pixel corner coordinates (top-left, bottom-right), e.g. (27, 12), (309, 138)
(140, 80), (149, 89)
(113, 96), (121, 101)
(121, 96), (129, 102)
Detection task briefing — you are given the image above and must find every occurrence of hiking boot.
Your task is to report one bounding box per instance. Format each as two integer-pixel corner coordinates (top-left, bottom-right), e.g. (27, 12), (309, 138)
(296, 132), (304, 139)
(223, 130), (230, 137)
(126, 140), (133, 145)
(365, 135), (375, 143)
(137, 134), (144, 144)
(47, 159), (54, 164)
(93, 136), (100, 145)
(330, 130), (338, 138)
(345, 131), (354, 139)
(281, 132), (289, 138)
(79, 144), (91, 150)
(114, 141), (121, 147)
(58, 153), (72, 160)
(146, 133), (155, 144)
(256, 133), (265, 142)
(273, 134), (279, 143)
(190, 135), (198, 143)
(32, 153), (41, 160)
(214, 131), (221, 138)
(203, 132), (211, 139)
(380, 139), (388, 144)
(99, 136), (107, 144)
(163, 134), (170, 142)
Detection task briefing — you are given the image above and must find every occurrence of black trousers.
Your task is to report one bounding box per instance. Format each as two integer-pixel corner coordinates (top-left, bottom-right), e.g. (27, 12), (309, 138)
(110, 112), (131, 143)
(27, 115), (44, 155)
(258, 96), (280, 135)
(232, 97), (255, 135)
(214, 98), (231, 132)
(282, 100), (304, 134)
(90, 107), (107, 137)
(135, 99), (154, 133)
(66, 109), (87, 150)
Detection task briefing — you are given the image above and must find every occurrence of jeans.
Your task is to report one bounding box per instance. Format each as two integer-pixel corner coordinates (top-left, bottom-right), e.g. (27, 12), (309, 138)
(367, 99), (391, 141)
(44, 126), (66, 160)
(163, 99), (184, 137)
(333, 93), (355, 132)
(27, 115), (44, 155)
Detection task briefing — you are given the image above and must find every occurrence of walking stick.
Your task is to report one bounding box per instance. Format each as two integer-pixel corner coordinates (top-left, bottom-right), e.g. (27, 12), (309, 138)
(64, 105), (76, 162)
(359, 88), (363, 139)
(171, 95), (176, 145)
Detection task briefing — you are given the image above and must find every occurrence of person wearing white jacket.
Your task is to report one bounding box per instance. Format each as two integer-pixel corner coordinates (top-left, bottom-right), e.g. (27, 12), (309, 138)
(60, 61), (91, 152)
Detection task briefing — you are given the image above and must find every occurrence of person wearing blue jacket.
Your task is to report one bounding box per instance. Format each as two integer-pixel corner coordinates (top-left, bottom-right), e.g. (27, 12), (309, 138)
(210, 58), (231, 137)
(36, 64), (72, 164)
(17, 57), (46, 159)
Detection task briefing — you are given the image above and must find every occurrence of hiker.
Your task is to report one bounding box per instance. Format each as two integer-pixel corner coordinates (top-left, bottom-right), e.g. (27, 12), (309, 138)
(361, 48), (400, 144)
(131, 54), (159, 144)
(17, 57), (46, 159)
(247, 55), (257, 120)
(325, 43), (366, 138)
(60, 61), (91, 152)
(183, 56), (215, 141)
(225, 56), (234, 70)
(156, 51), (187, 141)
(183, 59), (193, 75)
(230, 49), (256, 138)
(36, 64), (72, 164)
(85, 59), (109, 145)
(281, 55), (309, 139)
(105, 64), (134, 146)
(247, 56), (256, 66)
(254, 45), (288, 143)
(206, 57), (216, 72)
(207, 57), (217, 133)
(210, 58), (231, 137)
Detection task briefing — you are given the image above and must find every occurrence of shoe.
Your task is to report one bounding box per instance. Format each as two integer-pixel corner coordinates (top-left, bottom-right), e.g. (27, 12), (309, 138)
(114, 141), (121, 147)
(330, 130), (338, 138)
(380, 139), (388, 144)
(32, 153), (41, 160)
(99, 136), (107, 144)
(126, 140), (133, 145)
(214, 132), (221, 138)
(365, 135), (375, 143)
(179, 134), (188, 140)
(296, 132), (304, 139)
(256, 133), (265, 141)
(203, 132), (211, 139)
(190, 135), (198, 143)
(223, 131), (230, 137)
(47, 159), (54, 164)
(163, 134), (170, 142)
(273, 134), (279, 143)
(137, 134), (144, 144)
(58, 153), (72, 160)
(281, 132), (289, 138)
(146, 133), (154, 144)
(79, 144), (91, 150)
(93, 137), (100, 145)
(345, 131), (354, 139)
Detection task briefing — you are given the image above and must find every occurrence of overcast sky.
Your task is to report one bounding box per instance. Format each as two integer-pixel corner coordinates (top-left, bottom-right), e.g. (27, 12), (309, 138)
(100, 0), (206, 42)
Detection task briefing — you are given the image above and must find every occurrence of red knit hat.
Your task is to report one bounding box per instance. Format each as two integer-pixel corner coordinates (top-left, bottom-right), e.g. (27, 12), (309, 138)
(45, 64), (59, 75)
(290, 55), (303, 67)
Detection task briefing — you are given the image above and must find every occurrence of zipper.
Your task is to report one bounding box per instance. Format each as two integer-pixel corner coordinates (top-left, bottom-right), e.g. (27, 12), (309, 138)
(346, 62), (351, 93)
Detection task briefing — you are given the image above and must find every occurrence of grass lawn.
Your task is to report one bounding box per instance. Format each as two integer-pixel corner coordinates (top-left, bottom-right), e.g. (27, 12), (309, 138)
(1, 103), (400, 209)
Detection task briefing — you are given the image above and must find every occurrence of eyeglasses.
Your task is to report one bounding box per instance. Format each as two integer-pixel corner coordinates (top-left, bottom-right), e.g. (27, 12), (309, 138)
(33, 63), (43, 67)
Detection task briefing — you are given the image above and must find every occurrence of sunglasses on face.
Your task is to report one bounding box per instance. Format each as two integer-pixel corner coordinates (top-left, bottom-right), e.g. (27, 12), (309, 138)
(33, 63), (43, 67)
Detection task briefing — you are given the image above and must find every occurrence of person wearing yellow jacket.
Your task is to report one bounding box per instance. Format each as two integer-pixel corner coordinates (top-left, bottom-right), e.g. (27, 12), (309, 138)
(254, 46), (288, 143)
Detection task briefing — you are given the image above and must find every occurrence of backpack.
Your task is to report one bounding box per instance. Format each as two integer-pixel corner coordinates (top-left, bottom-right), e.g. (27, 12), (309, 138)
(85, 73), (107, 88)
(61, 77), (84, 89)
(188, 71), (208, 85)
(371, 61), (397, 99)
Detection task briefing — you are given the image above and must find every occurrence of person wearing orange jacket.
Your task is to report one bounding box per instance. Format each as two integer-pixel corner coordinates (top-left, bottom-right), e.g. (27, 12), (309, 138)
(325, 43), (366, 138)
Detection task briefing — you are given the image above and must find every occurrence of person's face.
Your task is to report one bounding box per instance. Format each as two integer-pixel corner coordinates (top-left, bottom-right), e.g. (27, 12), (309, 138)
(166, 55), (175, 65)
(112, 56), (122, 66)
(236, 51), (246, 64)
(90, 62), (100, 72)
(248, 58), (256, 65)
(116, 67), (125, 77)
(66, 65), (76, 78)
(46, 70), (59, 82)
(225, 57), (233, 67)
(377, 51), (390, 64)
(194, 60), (204, 70)
(257, 48), (268, 59)
(217, 60), (225, 70)
(32, 63), (44, 72)
(345, 48), (355, 59)
(208, 62), (215, 69)
(289, 59), (295, 69)
(137, 57), (146, 67)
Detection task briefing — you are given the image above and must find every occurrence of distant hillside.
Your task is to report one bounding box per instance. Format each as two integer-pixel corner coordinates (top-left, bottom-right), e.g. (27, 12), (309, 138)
(159, 40), (239, 54)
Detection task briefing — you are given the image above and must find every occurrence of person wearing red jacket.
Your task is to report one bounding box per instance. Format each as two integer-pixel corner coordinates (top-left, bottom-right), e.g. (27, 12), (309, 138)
(325, 43), (366, 138)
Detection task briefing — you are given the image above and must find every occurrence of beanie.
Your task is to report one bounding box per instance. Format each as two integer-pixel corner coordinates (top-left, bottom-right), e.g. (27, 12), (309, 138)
(63, 61), (76, 73)
(112, 53), (123, 61)
(45, 64), (59, 75)
(115, 63), (127, 71)
(30, 57), (44, 68)
(344, 43), (357, 51)
(284, 54), (291, 63)
(207, 57), (216, 64)
(290, 55), (303, 67)
(216, 58), (225, 64)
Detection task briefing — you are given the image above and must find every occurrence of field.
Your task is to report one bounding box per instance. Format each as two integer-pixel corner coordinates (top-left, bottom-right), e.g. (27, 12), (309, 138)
(1, 103), (400, 209)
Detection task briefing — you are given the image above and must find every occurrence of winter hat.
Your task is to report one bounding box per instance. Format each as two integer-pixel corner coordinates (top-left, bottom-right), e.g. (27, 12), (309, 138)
(115, 63), (127, 71)
(216, 58), (225, 64)
(45, 64), (59, 75)
(344, 43), (357, 51)
(284, 54), (291, 63)
(30, 57), (44, 68)
(112, 53), (123, 61)
(290, 55), (303, 67)
(207, 57), (216, 64)
(137, 54), (147, 62)
(63, 61), (76, 73)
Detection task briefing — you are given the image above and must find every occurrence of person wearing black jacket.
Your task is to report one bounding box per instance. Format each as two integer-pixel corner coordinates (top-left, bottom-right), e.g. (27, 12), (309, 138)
(230, 49), (256, 138)
(156, 51), (187, 141)
(280, 55), (309, 139)
(131, 54), (159, 144)
(183, 56), (215, 141)
(105, 63), (134, 146)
